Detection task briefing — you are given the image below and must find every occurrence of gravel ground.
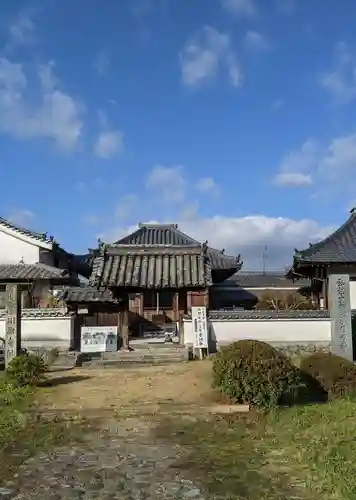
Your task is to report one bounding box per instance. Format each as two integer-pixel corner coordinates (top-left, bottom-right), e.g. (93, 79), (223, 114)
(2, 418), (204, 500)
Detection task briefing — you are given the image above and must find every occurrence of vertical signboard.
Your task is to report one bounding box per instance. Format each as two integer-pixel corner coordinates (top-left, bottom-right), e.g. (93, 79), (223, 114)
(5, 283), (21, 368)
(192, 306), (208, 349)
(328, 274), (353, 362)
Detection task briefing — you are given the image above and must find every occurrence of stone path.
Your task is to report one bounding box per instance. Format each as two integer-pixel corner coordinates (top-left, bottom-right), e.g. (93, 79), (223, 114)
(2, 418), (204, 500)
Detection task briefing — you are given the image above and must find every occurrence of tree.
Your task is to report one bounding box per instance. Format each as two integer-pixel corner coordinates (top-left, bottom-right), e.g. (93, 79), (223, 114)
(257, 291), (316, 311)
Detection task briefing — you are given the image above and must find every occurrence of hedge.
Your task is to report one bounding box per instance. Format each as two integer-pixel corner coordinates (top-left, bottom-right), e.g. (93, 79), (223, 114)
(212, 340), (308, 409)
(300, 352), (356, 399)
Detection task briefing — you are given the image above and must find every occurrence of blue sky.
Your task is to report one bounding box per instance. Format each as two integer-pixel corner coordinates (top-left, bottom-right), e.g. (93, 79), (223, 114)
(0, 0), (355, 269)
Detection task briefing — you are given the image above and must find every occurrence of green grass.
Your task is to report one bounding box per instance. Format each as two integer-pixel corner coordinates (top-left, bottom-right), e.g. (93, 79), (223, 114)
(0, 380), (90, 485)
(155, 399), (356, 500)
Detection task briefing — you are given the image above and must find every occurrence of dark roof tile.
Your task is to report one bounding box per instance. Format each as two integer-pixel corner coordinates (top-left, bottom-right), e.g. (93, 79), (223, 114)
(115, 223), (199, 246)
(294, 210), (356, 264)
(56, 287), (117, 303)
(0, 263), (75, 281)
(114, 223), (242, 273)
(89, 244), (212, 289)
(229, 271), (311, 288)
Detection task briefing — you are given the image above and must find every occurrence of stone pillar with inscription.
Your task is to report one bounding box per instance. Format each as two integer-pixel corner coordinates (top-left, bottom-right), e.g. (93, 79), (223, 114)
(5, 283), (21, 369)
(328, 274), (353, 362)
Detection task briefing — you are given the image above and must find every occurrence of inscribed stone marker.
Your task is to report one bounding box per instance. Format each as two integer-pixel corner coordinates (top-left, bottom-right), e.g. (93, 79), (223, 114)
(5, 283), (21, 368)
(328, 274), (353, 362)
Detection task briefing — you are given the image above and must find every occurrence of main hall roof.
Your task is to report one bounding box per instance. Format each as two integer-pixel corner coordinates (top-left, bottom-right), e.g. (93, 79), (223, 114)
(294, 209), (356, 265)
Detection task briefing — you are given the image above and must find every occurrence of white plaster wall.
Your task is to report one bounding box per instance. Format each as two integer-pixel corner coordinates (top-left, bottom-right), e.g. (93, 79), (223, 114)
(350, 281), (356, 310)
(0, 315), (74, 350)
(183, 318), (332, 346)
(0, 231), (40, 264)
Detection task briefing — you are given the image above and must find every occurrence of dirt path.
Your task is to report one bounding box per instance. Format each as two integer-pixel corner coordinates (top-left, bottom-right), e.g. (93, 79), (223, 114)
(3, 362), (213, 499)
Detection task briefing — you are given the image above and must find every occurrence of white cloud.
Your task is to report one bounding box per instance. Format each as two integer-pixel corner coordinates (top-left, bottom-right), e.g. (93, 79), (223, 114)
(115, 194), (138, 219)
(107, 214), (332, 269)
(0, 58), (84, 150)
(93, 49), (110, 76)
(7, 209), (35, 227)
(7, 9), (37, 48)
(273, 139), (318, 187)
(274, 0), (295, 14)
(320, 42), (356, 104)
(94, 130), (124, 159)
(98, 161), (334, 268)
(274, 133), (356, 190)
(83, 215), (100, 226)
(196, 177), (221, 196)
(244, 31), (270, 51)
(319, 133), (356, 177)
(221, 0), (257, 17)
(146, 165), (187, 202)
(274, 172), (313, 187)
(179, 26), (242, 88)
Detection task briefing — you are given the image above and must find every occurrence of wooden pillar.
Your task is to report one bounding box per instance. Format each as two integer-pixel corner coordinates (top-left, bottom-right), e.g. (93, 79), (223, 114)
(139, 293), (144, 316)
(119, 296), (130, 351)
(174, 292), (179, 321)
(187, 291), (192, 310)
(321, 278), (328, 310)
(5, 283), (21, 368)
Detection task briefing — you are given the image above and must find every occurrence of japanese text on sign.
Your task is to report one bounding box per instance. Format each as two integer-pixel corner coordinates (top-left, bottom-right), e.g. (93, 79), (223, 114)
(192, 306), (208, 349)
(80, 326), (118, 353)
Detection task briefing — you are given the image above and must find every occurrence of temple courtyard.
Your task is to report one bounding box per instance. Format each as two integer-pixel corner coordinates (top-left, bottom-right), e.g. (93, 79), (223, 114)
(0, 362), (356, 499)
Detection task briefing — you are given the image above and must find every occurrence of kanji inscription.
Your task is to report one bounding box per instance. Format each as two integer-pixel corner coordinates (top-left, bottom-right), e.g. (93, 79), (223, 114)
(328, 274), (353, 362)
(5, 283), (21, 368)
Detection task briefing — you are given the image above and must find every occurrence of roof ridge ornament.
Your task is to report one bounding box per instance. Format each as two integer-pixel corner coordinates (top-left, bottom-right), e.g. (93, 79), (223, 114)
(350, 207), (356, 215)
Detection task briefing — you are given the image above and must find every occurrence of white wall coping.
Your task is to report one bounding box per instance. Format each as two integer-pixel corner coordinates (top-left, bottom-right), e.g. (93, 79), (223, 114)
(0, 308), (72, 319)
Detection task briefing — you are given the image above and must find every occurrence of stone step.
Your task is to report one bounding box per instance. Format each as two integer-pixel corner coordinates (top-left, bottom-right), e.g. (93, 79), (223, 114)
(103, 348), (186, 357)
(82, 358), (187, 369)
(129, 342), (182, 350)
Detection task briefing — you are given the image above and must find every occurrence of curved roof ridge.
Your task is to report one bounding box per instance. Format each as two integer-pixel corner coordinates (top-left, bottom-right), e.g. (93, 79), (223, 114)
(296, 211), (355, 258)
(115, 223), (200, 246)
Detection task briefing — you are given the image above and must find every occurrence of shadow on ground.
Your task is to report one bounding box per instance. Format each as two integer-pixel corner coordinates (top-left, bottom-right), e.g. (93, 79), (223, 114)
(40, 375), (92, 387)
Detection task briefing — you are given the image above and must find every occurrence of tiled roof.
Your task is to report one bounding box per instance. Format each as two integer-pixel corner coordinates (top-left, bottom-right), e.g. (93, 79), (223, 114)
(228, 271), (311, 288)
(115, 223), (242, 272)
(89, 244), (212, 289)
(56, 287), (117, 303)
(0, 263), (76, 281)
(294, 209), (356, 264)
(0, 217), (54, 245)
(116, 223), (199, 246)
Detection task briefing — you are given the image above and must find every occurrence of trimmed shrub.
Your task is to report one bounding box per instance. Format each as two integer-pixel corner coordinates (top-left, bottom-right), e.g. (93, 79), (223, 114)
(301, 352), (356, 399)
(212, 340), (307, 409)
(7, 352), (48, 387)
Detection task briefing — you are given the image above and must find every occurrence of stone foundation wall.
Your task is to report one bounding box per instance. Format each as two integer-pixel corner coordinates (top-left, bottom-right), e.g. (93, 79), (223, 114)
(268, 342), (331, 358)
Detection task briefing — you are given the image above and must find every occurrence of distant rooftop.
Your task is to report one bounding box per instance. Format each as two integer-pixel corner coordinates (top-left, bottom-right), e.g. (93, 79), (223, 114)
(227, 271), (311, 288)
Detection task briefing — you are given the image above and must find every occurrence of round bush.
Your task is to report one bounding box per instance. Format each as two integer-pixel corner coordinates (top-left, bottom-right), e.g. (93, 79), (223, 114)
(212, 340), (306, 409)
(300, 352), (356, 399)
(7, 353), (48, 387)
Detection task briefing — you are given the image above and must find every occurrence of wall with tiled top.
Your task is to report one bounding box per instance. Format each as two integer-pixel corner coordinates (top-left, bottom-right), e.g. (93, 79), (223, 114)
(183, 314), (332, 355)
(0, 310), (74, 350)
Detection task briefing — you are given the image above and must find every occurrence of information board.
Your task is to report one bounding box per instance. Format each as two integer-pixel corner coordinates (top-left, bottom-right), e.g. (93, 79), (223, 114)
(80, 326), (118, 353)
